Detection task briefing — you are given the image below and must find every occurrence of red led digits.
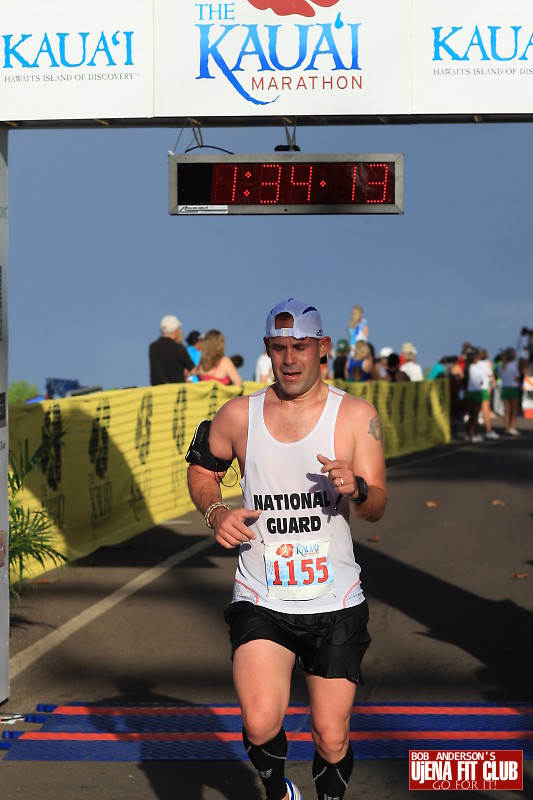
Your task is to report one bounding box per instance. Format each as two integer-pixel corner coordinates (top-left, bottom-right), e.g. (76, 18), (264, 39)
(207, 160), (394, 206)
(340, 162), (390, 205)
(351, 165), (357, 202)
(365, 163), (389, 204)
(212, 163), (239, 203)
(259, 163), (282, 204)
(290, 164), (313, 202)
(331, 163), (360, 204)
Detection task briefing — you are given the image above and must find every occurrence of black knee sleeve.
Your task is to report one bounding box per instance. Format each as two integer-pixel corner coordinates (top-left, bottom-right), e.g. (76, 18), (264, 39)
(313, 744), (354, 800)
(243, 727), (288, 800)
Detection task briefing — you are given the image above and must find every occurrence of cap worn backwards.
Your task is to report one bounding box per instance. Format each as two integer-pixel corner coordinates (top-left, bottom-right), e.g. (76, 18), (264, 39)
(265, 298), (324, 339)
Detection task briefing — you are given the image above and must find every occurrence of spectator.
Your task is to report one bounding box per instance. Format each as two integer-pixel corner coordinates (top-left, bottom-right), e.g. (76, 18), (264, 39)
(254, 349), (274, 383)
(464, 348), (485, 443)
(457, 341), (474, 375)
(400, 343), (424, 382)
(345, 340), (374, 382)
(149, 314), (195, 385)
(383, 352), (410, 383)
(499, 347), (522, 435)
(332, 339), (350, 381)
(491, 350), (505, 417)
(186, 330), (204, 383)
(517, 326), (532, 372)
(427, 357), (447, 380)
(320, 340), (334, 381)
(376, 347), (393, 378)
(348, 305), (368, 347)
(478, 348), (499, 440)
(231, 354), (244, 370)
(447, 356), (467, 434)
(198, 329), (243, 386)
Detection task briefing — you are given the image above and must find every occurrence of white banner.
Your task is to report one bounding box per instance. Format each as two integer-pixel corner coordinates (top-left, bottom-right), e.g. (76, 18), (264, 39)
(414, 0), (533, 114)
(0, 130), (9, 703)
(1, 0), (153, 121)
(3, 1), (533, 121)
(155, 0), (411, 117)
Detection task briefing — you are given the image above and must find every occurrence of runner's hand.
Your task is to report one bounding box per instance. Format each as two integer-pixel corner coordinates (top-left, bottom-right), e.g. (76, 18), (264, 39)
(210, 507), (261, 549)
(317, 453), (357, 498)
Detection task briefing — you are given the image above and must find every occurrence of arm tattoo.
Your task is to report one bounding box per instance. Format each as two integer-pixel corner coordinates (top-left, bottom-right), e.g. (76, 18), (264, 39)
(368, 415), (383, 442)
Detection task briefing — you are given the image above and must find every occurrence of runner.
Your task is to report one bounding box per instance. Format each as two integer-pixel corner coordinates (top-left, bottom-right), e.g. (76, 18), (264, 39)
(187, 298), (388, 800)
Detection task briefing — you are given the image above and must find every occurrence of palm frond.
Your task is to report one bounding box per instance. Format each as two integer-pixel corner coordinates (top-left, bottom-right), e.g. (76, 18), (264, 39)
(8, 436), (70, 599)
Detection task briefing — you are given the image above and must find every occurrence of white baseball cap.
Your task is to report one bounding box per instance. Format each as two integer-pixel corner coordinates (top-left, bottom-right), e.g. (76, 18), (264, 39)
(401, 342), (418, 356)
(160, 314), (182, 334)
(265, 298), (324, 339)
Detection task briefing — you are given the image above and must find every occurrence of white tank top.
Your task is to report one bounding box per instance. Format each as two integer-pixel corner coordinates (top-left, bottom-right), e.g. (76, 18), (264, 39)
(231, 385), (365, 613)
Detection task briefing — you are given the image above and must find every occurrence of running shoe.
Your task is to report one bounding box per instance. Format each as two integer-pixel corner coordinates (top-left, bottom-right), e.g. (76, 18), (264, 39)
(285, 778), (302, 800)
(485, 431), (500, 440)
(469, 434), (484, 443)
(506, 428), (521, 436)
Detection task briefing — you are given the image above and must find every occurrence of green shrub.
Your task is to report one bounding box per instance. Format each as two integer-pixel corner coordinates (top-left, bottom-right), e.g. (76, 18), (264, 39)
(8, 380), (40, 404)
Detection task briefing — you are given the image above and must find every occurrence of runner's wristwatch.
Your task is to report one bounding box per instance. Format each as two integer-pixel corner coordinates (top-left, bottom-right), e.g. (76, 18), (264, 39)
(352, 475), (368, 505)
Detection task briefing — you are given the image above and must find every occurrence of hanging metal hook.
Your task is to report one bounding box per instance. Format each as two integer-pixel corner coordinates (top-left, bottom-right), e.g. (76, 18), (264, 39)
(170, 118), (204, 154)
(275, 117), (300, 152)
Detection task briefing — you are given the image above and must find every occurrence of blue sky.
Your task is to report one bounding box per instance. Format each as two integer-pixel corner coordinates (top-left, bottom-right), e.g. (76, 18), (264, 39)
(6, 121), (533, 394)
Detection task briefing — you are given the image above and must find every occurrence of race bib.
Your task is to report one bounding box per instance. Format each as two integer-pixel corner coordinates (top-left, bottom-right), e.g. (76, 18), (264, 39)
(264, 539), (334, 600)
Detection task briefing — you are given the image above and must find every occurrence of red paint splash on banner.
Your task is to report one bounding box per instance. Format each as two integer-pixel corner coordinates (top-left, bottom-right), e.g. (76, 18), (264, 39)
(247, 0), (341, 19)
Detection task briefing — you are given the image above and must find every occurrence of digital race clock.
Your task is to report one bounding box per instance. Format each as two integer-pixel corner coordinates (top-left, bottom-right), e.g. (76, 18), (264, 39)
(169, 153), (403, 216)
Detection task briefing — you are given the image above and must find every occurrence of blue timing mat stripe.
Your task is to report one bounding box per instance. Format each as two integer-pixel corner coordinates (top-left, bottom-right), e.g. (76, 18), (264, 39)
(3, 702), (532, 762)
(18, 712), (533, 734)
(3, 738), (532, 762)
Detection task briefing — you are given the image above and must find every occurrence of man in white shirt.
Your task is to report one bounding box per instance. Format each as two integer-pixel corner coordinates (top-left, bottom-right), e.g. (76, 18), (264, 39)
(400, 343), (424, 381)
(254, 349), (274, 383)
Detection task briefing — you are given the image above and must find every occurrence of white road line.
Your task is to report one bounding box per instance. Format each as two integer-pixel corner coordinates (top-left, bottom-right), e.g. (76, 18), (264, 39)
(9, 536), (214, 681)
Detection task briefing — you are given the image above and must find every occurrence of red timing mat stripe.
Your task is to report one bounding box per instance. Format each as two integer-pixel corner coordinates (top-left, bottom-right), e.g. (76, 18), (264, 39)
(50, 705), (533, 717)
(19, 731), (533, 742)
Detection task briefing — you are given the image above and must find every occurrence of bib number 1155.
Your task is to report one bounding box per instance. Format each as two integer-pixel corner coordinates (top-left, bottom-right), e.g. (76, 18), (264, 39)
(272, 556), (329, 586)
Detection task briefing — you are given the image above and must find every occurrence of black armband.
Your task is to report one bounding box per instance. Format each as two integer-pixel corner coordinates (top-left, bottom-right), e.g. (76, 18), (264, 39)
(185, 419), (233, 473)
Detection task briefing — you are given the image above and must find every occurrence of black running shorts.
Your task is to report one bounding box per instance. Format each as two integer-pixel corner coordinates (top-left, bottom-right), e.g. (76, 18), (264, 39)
(224, 600), (371, 684)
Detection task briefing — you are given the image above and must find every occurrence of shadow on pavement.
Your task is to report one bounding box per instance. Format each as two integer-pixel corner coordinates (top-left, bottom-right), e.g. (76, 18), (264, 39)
(359, 541), (533, 702)
(90, 676), (262, 800)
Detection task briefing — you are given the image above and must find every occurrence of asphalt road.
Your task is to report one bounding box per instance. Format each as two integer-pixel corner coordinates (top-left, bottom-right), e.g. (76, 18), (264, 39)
(1, 418), (532, 800)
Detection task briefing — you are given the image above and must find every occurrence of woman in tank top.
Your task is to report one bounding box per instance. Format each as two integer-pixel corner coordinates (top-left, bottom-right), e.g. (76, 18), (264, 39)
(198, 329), (243, 386)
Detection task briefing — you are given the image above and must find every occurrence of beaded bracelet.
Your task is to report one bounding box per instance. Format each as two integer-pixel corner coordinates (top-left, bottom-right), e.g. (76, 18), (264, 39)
(204, 501), (229, 529)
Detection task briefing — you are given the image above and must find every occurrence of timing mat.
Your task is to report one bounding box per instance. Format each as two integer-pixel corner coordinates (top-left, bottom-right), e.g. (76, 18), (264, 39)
(2, 702), (532, 761)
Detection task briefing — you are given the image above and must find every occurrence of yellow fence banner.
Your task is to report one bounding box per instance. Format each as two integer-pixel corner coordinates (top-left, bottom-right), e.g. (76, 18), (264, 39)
(9, 379), (449, 581)
(337, 378), (450, 459)
(8, 383), (241, 580)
